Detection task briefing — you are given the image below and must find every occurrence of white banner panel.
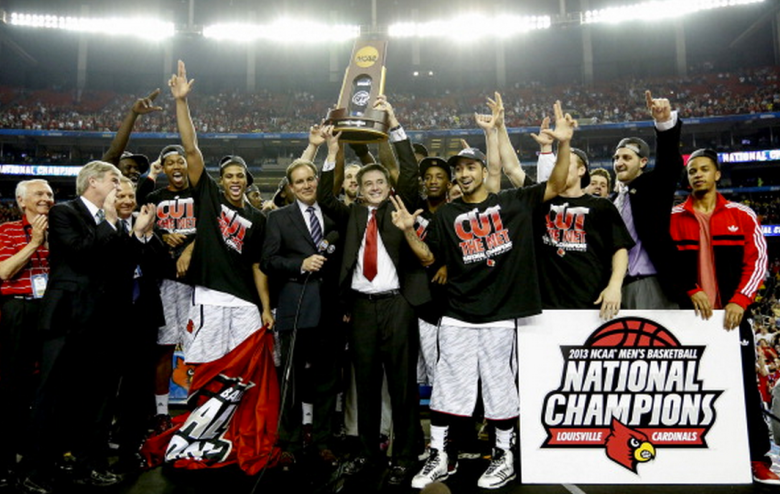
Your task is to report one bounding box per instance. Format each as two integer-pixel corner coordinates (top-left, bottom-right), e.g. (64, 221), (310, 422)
(518, 310), (752, 484)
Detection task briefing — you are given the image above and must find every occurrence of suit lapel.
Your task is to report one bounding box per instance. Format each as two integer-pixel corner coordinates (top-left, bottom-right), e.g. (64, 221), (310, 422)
(290, 204), (315, 248)
(73, 197), (97, 228)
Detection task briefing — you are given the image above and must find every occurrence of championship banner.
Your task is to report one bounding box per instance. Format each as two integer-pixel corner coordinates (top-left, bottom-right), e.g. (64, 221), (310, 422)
(518, 310), (752, 484)
(142, 326), (280, 474)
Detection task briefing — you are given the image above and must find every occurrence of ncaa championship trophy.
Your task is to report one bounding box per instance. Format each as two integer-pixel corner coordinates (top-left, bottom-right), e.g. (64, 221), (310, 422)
(326, 39), (389, 142)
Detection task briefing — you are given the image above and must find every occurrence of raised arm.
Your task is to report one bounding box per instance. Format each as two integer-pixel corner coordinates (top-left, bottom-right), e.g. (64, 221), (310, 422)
(102, 89), (163, 165)
(317, 126), (351, 224)
(541, 101), (577, 202)
(490, 92), (528, 188)
(169, 60), (205, 187)
(474, 110), (501, 193)
(531, 116), (555, 183)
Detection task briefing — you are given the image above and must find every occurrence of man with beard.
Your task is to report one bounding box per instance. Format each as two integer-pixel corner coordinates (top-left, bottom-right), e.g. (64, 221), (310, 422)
(612, 91), (683, 309)
(392, 101), (573, 490)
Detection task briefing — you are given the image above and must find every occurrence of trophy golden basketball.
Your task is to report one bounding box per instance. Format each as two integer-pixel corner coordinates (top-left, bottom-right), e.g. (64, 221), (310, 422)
(326, 39), (389, 143)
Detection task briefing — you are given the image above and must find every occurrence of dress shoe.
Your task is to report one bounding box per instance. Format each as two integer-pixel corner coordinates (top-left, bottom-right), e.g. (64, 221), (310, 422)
(16, 474), (53, 494)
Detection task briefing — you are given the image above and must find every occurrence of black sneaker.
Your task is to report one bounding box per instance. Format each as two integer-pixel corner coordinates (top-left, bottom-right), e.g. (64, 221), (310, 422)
(72, 469), (121, 487)
(342, 456), (369, 476)
(387, 464), (411, 486)
(16, 474), (53, 494)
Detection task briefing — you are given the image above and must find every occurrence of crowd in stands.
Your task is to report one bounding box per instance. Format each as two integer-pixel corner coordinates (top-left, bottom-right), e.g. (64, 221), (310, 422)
(0, 65), (778, 134)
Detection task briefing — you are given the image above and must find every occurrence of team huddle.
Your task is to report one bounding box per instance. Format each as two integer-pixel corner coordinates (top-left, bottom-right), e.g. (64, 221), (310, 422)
(0, 60), (774, 493)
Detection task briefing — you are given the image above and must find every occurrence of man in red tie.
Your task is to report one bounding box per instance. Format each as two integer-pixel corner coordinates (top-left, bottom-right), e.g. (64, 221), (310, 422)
(317, 96), (431, 487)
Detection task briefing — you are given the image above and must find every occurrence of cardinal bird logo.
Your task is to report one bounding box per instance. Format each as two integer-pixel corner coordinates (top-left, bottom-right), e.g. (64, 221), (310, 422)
(604, 418), (656, 473)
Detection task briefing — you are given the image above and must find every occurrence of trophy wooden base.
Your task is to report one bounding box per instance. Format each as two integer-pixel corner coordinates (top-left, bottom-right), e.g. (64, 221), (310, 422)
(326, 108), (389, 143)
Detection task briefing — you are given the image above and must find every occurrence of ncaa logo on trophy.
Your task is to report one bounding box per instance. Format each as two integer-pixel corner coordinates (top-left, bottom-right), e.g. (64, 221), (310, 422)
(326, 40), (390, 142)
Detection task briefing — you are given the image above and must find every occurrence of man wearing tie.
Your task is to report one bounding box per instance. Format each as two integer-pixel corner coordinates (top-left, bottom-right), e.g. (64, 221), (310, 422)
(261, 159), (342, 472)
(317, 96), (430, 487)
(18, 162), (155, 494)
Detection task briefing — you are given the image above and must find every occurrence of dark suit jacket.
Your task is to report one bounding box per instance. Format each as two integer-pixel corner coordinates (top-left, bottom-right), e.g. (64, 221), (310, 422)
(622, 119), (684, 292)
(317, 136), (431, 309)
(39, 198), (141, 337)
(261, 202), (340, 331)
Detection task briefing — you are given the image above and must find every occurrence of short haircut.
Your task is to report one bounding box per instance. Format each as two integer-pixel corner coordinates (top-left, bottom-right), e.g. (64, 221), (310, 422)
(15, 179), (50, 213)
(119, 176), (135, 188)
(286, 159), (318, 183)
(344, 163), (363, 175)
(356, 163), (392, 188)
(76, 161), (121, 196)
(590, 168), (612, 190)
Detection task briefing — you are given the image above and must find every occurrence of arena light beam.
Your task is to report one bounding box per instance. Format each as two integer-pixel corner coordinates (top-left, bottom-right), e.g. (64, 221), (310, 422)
(8, 12), (174, 40)
(583, 0), (765, 24)
(388, 14), (551, 40)
(203, 20), (360, 43)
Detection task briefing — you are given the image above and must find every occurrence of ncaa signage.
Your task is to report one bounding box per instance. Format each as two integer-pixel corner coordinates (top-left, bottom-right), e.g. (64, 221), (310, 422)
(518, 310), (751, 484)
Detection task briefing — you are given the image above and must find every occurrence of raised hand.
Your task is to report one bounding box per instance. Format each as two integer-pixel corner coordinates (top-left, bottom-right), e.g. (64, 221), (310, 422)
(169, 60), (195, 100)
(132, 88), (163, 116)
(645, 90), (671, 123)
(486, 92), (505, 128)
(322, 125), (342, 156)
(389, 195), (422, 232)
(530, 116), (555, 148)
(474, 113), (496, 132)
(308, 121), (326, 147)
(148, 158), (163, 180)
(373, 94), (399, 128)
(541, 101), (577, 143)
(133, 203), (156, 235)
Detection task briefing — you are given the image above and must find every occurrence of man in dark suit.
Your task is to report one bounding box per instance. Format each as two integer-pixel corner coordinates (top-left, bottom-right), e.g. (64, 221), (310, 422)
(261, 159), (342, 472)
(19, 161), (155, 494)
(317, 96), (430, 487)
(110, 177), (167, 474)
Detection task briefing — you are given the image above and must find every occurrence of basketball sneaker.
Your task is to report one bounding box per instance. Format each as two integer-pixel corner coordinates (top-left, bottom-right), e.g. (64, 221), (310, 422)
(752, 461), (780, 485)
(478, 448), (516, 489)
(411, 449), (456, 489)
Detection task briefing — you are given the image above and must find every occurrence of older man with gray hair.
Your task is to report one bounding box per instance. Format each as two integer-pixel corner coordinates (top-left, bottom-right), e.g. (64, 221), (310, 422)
(0, 179), (53, 488)
(18, 162), (155, 494)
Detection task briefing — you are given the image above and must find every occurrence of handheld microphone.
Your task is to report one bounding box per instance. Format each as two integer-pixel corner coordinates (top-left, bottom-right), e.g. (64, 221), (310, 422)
(317, 231), (339, 256)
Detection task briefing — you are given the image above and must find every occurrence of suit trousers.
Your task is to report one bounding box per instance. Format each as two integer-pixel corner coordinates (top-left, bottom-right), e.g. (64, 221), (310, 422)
(0, 297), (42, 468)
(348, 292), (420, 467)
(277, 324), (342, 454)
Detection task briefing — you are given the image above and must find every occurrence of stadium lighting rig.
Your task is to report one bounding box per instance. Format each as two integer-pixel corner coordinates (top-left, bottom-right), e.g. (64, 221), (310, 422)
(582, 0), (765, 24)
(202, 20), (361, 43)
(388, 14), (553, 40)
(5, 12), (174, 40)
(0, 0), (767, 42)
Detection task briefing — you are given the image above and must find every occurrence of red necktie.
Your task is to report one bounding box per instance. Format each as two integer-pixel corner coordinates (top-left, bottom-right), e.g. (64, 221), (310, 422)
(363, 209), (378, 281)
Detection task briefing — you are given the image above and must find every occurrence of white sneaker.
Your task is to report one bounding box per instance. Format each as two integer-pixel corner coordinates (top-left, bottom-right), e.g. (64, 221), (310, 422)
(411, 449), (457, 489)
(477, 448), (516, 489)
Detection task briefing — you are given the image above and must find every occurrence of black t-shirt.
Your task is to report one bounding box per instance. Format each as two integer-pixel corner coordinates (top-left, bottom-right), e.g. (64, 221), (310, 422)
(426, 183), (547, 323)
(188, 175), (265, 305)
(147, 187), (197, 280)
(535, 194), (634, 309)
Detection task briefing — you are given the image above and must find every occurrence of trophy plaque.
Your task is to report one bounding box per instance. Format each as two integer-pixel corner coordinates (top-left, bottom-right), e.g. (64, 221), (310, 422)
(326, 39), (389, 143)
